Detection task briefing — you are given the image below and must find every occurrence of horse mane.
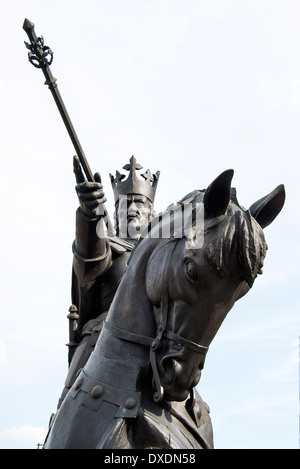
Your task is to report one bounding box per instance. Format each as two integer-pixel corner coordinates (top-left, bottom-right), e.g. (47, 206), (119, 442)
(145, 187), (267, 288)
(182, 188), (267, 287)
(205, 200), (266, 287)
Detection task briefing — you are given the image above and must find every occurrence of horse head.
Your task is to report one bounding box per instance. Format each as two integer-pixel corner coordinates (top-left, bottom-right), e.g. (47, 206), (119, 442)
(145, 170), (285, 402)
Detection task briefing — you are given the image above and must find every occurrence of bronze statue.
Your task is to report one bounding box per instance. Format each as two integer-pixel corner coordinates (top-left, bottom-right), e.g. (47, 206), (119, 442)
(43, 170), (285, 448)
(23, 19), (286, 449)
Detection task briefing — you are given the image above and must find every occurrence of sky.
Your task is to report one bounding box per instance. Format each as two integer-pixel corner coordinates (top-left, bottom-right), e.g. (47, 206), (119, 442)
(0, 0), (299, 449)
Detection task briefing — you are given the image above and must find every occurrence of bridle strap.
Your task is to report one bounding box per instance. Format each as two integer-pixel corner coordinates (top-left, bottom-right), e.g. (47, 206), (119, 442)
(164, 330), (208, 355)
(103, 321), (153, 347)
(103, 321), (208, 356)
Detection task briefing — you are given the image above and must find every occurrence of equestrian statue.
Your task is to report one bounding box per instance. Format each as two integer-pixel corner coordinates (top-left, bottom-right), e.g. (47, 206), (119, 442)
(22, 19), (286, 449)
(43, 161), (285, 449)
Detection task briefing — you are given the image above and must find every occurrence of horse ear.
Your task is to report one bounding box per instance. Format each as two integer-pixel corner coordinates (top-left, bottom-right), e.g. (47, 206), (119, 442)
(249, 184), (285, 228)
(204, 169), (234, 218)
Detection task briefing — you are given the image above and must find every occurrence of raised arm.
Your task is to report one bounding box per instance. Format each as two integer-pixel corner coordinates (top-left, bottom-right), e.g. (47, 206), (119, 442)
(72, 156), (112, 285)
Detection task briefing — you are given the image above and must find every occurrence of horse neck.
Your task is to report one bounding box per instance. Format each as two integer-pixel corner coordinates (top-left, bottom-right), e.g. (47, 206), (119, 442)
(84, 238), (158, 387)
(107, 238), (157, 336)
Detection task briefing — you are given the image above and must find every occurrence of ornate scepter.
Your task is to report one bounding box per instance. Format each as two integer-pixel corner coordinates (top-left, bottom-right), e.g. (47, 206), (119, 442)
(23, 18), (115, 236)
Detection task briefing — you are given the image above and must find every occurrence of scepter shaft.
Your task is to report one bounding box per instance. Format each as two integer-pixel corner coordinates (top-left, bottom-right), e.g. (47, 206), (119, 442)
(23, 19), (115, 235)
(23, 18), (94, 182)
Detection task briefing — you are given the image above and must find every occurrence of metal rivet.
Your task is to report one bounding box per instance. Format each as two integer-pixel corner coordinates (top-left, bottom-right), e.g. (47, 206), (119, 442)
(74, 377), (83, 390)
(91, 385), (104, 399)
(124, 397), (137, 409)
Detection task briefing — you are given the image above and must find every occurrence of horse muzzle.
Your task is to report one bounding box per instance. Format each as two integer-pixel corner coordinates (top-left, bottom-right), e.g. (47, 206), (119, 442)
(152, 347), (204, 402)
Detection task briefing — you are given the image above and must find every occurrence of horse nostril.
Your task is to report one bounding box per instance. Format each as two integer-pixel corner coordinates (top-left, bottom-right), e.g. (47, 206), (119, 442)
(159, 357), (176, 385)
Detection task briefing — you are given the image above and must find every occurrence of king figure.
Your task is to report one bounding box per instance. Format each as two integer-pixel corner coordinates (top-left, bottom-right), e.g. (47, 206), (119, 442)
(58, 156), (160, 407)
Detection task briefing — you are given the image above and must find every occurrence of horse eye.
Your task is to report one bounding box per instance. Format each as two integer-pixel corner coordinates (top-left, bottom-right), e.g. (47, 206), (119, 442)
(169, 340), (183, 351)
(173, 342), (183, 351)
(185, 260), (199, 283)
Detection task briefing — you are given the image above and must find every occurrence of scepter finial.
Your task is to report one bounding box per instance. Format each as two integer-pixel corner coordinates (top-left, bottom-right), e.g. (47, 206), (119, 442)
(23, 18), (53, 69)
(23, 18), (34, 32)
(23, 19), (37, 45)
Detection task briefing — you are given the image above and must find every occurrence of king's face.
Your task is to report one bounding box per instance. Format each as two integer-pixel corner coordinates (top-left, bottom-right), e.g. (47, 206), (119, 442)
(117, 194), (153, 239)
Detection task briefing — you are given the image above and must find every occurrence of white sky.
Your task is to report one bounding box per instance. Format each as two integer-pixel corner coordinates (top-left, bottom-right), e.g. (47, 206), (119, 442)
(0, 0), (299, 449)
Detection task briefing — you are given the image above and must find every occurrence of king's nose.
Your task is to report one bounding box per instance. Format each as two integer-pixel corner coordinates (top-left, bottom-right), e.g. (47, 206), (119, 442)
(128, 203), (139, 217)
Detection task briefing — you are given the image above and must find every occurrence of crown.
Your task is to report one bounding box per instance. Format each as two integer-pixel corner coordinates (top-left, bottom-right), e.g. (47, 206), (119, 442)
(110, 156), (160, 203)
